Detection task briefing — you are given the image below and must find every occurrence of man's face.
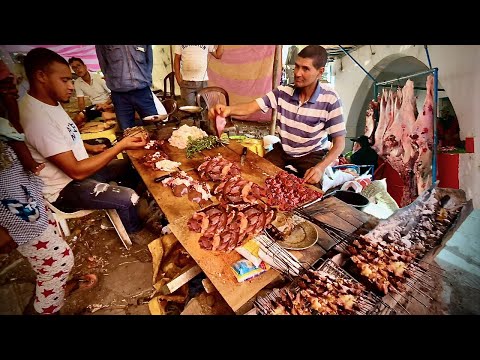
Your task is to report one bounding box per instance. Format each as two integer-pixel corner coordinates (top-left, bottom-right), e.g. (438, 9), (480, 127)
(293, 57), (324, 88)
(42, 62), (74, 103)
(70, 60), (87, 77)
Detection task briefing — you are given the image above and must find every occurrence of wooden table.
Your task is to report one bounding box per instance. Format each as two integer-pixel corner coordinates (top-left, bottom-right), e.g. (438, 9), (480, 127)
(126, 131), (367, 312)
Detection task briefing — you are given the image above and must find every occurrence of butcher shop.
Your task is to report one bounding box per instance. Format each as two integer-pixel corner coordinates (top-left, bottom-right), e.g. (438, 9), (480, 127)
(0, 44), (479, 316)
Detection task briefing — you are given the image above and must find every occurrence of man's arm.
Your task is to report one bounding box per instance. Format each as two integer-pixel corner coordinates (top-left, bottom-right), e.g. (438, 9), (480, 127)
(208, 100), (261, 120)
(77, 96), (86, 112)
(47, 136), (146, 181)
(303, 136), (346, 185)
(211, 45), (224, 59)
(95, 46), (107, 75)
(174, 54), (182, 84)
(146, 45), (153, 75)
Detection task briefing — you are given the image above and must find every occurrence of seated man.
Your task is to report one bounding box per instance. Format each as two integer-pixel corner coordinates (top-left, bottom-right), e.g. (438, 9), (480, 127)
(349, 135), (378, 174)
(209, 45), (346, 185)
(19, 48), (150, 243)
(68, 57), (116, 126)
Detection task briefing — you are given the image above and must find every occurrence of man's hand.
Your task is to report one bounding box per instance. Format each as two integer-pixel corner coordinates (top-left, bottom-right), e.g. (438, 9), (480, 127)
(73, 112), (87, 127)
(118, 136), (147, 150)
(85, 143), (107, 154)
(208, 104), (230, 121)
(303, 163), (326, 185)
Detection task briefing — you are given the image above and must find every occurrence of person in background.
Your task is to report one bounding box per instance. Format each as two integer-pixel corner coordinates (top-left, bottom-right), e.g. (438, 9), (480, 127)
(95, 45), (158, 130)
(437, 107), (461, 148)
(349, 135), (378, 174)
(209, 45), (345, 185)
(67, 57), (116, 126)
(174, 45), (224, 106)
(18, 48), (150, 244)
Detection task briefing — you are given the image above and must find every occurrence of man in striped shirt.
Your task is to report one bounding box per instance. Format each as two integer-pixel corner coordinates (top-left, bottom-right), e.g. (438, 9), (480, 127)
(209, 45), (346, 185)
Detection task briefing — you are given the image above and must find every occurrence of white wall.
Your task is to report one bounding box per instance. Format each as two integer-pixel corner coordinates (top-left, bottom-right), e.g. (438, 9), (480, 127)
(152, 45), (180, 95)
(333, 45), (480, 208)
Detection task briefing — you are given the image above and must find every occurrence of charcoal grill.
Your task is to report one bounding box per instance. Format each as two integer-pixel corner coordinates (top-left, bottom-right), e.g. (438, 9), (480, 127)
(254, 259), (393, 315)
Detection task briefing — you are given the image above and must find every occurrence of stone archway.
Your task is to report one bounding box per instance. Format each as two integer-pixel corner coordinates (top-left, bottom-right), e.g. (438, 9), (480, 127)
(346, 54), (432, 144)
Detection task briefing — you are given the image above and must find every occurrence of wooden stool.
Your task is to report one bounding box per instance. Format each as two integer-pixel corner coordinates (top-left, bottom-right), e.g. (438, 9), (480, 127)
(45, 200), (132, 249)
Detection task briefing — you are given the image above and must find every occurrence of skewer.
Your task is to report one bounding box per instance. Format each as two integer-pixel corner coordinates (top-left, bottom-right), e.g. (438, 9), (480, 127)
(386, 291), (411, 314)
(404, 281), (434, 301)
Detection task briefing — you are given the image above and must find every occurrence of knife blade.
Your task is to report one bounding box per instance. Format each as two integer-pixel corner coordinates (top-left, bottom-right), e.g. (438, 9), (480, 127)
(240, 146), (248, 165)
(154, 167), (196, 183)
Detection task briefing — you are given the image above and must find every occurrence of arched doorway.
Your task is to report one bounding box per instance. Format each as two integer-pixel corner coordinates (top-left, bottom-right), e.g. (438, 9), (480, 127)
(346, 55), (456, 149)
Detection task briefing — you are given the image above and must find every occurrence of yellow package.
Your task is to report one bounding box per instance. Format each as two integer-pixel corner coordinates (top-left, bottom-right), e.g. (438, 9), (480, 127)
(231, 259), (270, 283)
(235, 238), (262, 267)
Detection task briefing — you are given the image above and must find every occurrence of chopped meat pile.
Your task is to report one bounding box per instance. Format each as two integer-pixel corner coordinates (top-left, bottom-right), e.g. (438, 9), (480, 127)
(197, 155), (241, 182)
(264, 171), (323, 211)
(144, 139), (165, 150)
(187, 202), (275, 252)
(161, 171), (212, 207)
(140, 151), (169, 170)
(214, 175), (266, 208)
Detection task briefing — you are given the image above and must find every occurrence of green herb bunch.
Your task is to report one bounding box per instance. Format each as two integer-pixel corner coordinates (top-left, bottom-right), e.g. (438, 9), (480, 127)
(185, 135), (229, 158)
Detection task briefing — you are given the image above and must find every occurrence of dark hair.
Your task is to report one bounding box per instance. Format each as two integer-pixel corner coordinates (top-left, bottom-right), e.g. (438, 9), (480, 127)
(24, 48), (69, 83)
(298, 45), (328, 69)
(68, 57), (84, 65)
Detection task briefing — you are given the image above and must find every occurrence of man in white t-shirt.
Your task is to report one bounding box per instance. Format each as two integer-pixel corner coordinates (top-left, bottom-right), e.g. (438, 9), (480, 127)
(19, 48), (149, 238)
(174, 45), (224, 106)
(68, 57), (115, 124)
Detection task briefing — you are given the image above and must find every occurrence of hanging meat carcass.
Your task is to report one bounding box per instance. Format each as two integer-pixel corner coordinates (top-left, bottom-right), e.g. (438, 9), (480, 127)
(382, 88), (405, 175)
(411, 75), (434, 195)
(380, 80), (419, 207)
(373, 89), (388, 155)
(364, 108), (375, 140)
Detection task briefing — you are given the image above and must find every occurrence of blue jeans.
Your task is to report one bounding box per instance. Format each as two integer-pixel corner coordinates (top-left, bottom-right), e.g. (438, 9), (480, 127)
(111, 86), (158, 130)
(265, 143), (326, 177)
(52, 160), (143, 233)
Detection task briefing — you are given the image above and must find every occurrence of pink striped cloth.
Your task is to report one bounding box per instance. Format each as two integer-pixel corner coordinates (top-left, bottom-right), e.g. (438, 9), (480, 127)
(2, 45), (100, 71)
(207, 45), (281, 122)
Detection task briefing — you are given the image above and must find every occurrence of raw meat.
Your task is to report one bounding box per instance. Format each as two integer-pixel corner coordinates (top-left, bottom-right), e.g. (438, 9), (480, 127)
(215, 115), (226, 138)
(411, 75), (434, 194)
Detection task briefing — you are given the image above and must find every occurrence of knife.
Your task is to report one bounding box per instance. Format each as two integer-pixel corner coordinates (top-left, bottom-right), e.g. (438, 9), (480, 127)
(154, 167), (196, 183)
(240, 146), (248, 165)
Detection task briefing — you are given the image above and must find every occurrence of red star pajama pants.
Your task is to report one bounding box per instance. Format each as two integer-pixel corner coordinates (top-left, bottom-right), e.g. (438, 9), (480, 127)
(16, 208), (74, 314)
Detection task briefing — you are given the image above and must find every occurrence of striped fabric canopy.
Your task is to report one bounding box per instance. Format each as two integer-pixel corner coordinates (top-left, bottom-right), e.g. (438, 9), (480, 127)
(207, 45), (280, 122)
(1, 45), (100, 71)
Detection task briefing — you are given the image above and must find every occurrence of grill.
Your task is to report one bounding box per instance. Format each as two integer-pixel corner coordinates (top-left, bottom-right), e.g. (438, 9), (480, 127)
(256, 232), (312, 280)
(254, 259), (393, 315)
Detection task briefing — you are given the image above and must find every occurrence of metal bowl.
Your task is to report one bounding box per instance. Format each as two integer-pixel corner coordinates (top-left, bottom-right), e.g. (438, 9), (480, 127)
(332, 190), (369, 210)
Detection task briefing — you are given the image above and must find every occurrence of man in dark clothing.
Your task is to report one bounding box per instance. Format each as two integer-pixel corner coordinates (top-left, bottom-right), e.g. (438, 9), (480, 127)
(350, 135), (378, 174)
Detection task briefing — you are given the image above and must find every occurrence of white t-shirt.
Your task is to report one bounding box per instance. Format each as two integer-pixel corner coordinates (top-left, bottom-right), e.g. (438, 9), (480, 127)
(19, 94), (89, 202)
(74, 72), (111, 104)
(174, 45), (217, 81)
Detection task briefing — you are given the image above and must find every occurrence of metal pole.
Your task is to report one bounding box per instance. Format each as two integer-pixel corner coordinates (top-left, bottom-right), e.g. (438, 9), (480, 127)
(424, 45), (433, 69)
(432, 67), (438, 184)
(376, 68), (435, 86)
(339, 45), (377, 83)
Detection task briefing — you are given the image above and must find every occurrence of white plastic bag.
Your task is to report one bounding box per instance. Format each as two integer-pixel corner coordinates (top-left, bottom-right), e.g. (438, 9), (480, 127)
(321, 166), (355, 192)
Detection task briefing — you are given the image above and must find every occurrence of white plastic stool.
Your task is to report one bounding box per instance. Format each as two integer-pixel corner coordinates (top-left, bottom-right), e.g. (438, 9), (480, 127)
(45, 201), (132, 249)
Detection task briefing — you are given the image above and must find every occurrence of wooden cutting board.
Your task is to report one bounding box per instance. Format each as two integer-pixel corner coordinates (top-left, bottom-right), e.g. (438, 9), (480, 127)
(126, 141), (362, 312)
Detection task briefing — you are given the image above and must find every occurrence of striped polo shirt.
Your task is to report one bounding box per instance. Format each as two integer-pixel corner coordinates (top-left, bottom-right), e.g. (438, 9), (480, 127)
(256, 81), (346, 157)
